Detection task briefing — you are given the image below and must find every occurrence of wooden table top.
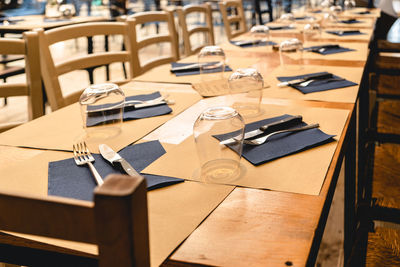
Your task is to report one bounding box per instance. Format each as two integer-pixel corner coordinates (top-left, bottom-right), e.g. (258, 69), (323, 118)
(0, 13), (374, 266)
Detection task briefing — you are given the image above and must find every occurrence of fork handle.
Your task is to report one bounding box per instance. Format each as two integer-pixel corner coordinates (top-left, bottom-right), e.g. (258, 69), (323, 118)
(88, 162), (104, 186)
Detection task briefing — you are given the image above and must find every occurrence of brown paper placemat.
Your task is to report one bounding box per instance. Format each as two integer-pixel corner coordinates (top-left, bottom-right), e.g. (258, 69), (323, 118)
(0, 82), (202, 153)
(133, 55), (261, 84)
(257, 64), (363, 103)
(0, 148), (234, 267)
(143, 104), (349, 195)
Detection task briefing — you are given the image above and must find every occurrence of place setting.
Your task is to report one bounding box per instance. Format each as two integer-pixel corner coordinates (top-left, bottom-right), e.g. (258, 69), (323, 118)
(303, 43), (356, 55)
(143, 100), (349, 195)
(48, 140), (185, 201)
(276, 71), (357, 94)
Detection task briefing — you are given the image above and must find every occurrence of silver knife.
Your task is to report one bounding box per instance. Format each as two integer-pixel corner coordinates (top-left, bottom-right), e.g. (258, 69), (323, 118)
(220, 115), (303, 145)
(99, 144), (141, 177)
(277, 73), (333, 87)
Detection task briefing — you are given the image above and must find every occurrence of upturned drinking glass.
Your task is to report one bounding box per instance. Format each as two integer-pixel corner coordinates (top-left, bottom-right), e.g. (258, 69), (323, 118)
(198, 45), (226, 82)
(79, 83), (125, 141)
(193, 106), (244, 182)
(279, 38), (303, 69)
(228, 68), (264, 118)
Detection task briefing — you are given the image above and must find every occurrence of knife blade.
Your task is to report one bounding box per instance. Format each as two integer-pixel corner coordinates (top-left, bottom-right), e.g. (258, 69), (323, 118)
(220, 115), (303, 145)
(277, 73), (333, 87)
(99, 144), (141, 177)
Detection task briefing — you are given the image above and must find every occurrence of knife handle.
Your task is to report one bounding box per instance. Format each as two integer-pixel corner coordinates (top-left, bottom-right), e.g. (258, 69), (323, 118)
(260, 115), (303, 131)
(117, 158), (141, 177)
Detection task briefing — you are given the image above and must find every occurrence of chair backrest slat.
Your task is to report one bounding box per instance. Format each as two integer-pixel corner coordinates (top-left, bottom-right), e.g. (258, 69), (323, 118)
(177, 3), (215, 56)
(219, 0), (247, 40)
(127, 10), (179, 77)
(55, 52), (131, 76)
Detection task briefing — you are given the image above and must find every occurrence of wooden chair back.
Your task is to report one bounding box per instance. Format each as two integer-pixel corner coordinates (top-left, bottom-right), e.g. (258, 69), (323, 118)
(126, 11), (179, 77)
(218, 0), (247, 40)
(33, 21), (135, 111)
(0, 174), (150, 267)
(176, 3), (215, 57)
(0, 34), (43, 132)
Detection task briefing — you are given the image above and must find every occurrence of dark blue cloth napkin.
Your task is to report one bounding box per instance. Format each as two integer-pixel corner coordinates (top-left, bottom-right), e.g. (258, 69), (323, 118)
(354, 10), (370, 14)
(268, 25), (294, 30)
(170, 62), (232, 76)
(277, 71), (358, 94)
(326, 30), (365, 36)
(304, 45), (355, 55)
(43, 18), (72, 23)
(295, 16), (314, 20)
(340, 19), (361, 24)
(86, 92), (172, 127)
(48, 141), (184, 201)
(215, 114), (335, 166)
(230, 40), (277, 48)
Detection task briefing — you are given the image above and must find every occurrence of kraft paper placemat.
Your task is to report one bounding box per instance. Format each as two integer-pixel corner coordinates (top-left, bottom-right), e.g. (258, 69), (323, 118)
(300, 41), (369, 61)
(143, 104), (350, 195)
(258, 64), (363, 103)
(0, 149), (234, 267)
(133, 55), (261, 84)
(0, 82), (202, 153)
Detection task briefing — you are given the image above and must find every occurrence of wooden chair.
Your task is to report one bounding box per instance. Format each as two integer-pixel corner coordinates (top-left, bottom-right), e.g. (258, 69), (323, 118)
(0, 174), (150, 267)
(176, 3), (215, 57)
(218, 0), (247, 41)
(33, 21), (135, 111)
(126, 10), (179, 77)
(0, 34), (43, 132)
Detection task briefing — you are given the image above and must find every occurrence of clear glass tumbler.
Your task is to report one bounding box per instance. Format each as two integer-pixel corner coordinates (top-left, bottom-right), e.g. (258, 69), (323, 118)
(279, 38), (303, 70)
(250, 25), (270, 43)
(79, 83), (125, 141)
(198, 45), (226, 82)
(193, 106), (244, 183)
(228, 68), (264, 118)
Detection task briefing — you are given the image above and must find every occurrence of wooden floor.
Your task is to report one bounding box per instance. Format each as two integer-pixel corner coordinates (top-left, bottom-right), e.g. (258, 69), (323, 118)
(0, 7), (347, 267)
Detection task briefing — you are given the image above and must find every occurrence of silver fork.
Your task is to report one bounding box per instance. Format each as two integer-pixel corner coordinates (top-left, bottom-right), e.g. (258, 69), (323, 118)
(243, 123), (320, 145)
(73, 141), (104, 185)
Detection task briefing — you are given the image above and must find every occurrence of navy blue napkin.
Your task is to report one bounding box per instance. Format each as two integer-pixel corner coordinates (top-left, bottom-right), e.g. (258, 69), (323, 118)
(230, 40), (277, 48)
(304, 45), (355, 55)
(170, 62), (232, 76)
(277, 71), (358, 94)
(353, 10), (370, 14)
(43, 18), (72, 23)
(215, 114), (335, 166)
(268, 25), (294, 30)
(326, 30), (365, 36)
(340, 18), (361, 24)
(48, 141), (184, 201)
(86, 92), (172, 127)
(310, 10), (322, 13)
(295, 16), (314, 20)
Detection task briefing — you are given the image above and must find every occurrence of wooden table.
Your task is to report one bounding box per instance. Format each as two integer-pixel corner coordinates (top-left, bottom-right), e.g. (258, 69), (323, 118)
(0, 15), (374, 266)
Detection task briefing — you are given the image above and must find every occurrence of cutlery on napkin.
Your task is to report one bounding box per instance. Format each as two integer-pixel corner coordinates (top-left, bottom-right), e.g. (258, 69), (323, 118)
(220, 115), (303, 145)
(326, 30), (364, 36)
(170, 62), (232, 76)
(48, 141), (185, 201)
(86, 92), (173, 127)
(214, 114), (335, 165)
(277, 72), (358, 94)
(304, 44), (355, 55)
(277, 72), (333, 87)
(230, 39), (276, 47)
